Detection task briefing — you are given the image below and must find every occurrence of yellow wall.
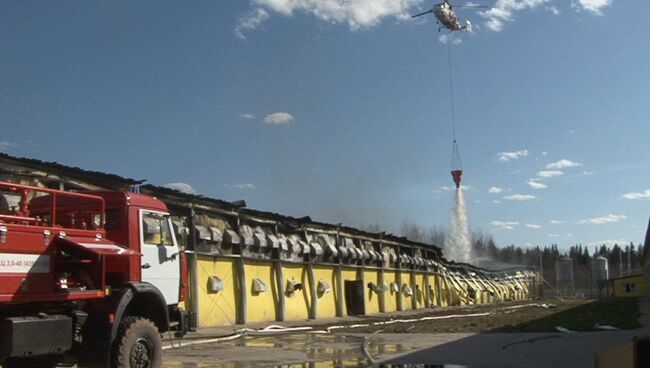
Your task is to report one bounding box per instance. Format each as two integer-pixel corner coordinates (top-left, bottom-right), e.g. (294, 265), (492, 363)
(313, 265), (338, 319)
(613, 275), (645, 298)
(283, 264), (310, 321)
(383, 270), (399, 312)
(433, 274), (444, 306)
(196, 255), (238, 326)
(448, 276), (462, 305)
(402, 272), (414, 310)
(364, 268), (381, 315)
(192, 255), (537, 326)
(427, 274), (437, 307)
(458, 281), (467, 305)
(244, 260), (279, 323)
(440, 276), (451, 306)
(414, 273), (427, 309)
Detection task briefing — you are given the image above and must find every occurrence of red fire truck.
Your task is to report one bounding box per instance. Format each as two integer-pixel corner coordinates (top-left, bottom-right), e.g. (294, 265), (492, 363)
(0, 182), (192, 367)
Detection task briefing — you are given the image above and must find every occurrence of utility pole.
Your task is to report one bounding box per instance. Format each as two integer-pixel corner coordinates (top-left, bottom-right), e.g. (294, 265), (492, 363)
(619, 248), (623, 277)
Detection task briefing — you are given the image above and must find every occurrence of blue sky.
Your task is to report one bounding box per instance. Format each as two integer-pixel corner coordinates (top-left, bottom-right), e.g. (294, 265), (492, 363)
(1, 0), (648, 251)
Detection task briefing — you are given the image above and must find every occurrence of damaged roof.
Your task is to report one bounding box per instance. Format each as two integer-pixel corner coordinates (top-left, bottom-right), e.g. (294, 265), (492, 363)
(0, 151), (444, 256)
(139, 184), (245, 214)
(0, 152), (143, 189)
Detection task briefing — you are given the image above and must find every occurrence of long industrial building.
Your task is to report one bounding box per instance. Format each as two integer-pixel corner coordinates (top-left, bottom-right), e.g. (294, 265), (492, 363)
(0, 153), (539, 327)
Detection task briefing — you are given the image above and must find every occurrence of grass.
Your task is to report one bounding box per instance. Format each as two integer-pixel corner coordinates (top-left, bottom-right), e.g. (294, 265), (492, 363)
(495, 297), (641, 332)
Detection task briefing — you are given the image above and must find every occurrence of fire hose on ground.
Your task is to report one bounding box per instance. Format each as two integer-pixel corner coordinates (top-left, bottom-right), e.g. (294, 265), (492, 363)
(162, 303), (555, 351)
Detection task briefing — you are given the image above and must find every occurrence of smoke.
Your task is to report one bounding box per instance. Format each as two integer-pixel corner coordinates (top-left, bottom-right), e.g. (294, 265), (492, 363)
(471, 255), (526, 271)
(444, 188), (471, 263)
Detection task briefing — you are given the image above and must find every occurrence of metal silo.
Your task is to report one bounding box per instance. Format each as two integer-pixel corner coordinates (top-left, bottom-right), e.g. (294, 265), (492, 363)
(555, 257), (574, 283)
(555, 257), (574, 297)
(591, 255), (609, 283)
(591, 255), (609, 297)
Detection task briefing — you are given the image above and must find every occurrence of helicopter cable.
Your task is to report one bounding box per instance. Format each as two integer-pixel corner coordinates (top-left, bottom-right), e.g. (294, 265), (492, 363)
(445, 31), (462, 171)
(446, 31), (457, 143)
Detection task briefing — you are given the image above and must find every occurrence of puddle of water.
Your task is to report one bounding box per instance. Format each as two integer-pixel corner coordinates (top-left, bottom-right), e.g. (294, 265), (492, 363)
(162, 360), (364, 368)
(163, 333), (419, 367)
(379, 365), (474, 368)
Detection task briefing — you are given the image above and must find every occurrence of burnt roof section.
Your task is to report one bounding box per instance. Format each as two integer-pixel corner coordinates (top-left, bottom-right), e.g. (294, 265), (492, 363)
(139, 184), (244, 213)
(305, 218), (442, 254)
(240, 207), (311, 230)
(139, 186), (443, 255)
(0, 152), (444, 258)
(443, 259), (535, 274)
(0, 152), (143, 188)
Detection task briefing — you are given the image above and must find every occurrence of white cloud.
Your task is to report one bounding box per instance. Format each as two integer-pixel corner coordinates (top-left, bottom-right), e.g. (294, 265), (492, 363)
(226, 183), (258, 190)
(548, 233), (560, 238)
(490, 220), (519, 230)
(549, 220), (565, 224)
(586, 238), (628, 246)
(503, 194), (536, 201)
(0, 141), (17, 150)
(438, 34), (462, 44)
(537, 170), (563, 178)
(165, 182), (198, 195)
(527, 180), (547, 189)
(572, 0), (612, 15)
(497, 149), (529, 162)
(264, 112), (295, 124)
(488, 186), (505, 194)
(525, 223), (542, 229)
(235, 8), (270, 39)
(240, 113), (256, 119)
(579, 214), (626, 225)
(546, 159), (582, 169)
(547, 5), (560, 15)
(621, 189), (650, 200)
(480, 0), (549, 32)
(238, 0), (612, 38)
(238, 0), (419, 36)
(492, 200), (501, 204)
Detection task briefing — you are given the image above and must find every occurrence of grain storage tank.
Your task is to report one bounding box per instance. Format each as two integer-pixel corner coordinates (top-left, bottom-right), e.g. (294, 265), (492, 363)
(555, 257), (574, 283)
(591, 255), (609, 283)
(555, 256), (574, 297)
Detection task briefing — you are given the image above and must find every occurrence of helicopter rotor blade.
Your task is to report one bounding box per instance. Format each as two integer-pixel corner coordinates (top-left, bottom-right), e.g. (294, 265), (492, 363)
(411, 9), (434, 18)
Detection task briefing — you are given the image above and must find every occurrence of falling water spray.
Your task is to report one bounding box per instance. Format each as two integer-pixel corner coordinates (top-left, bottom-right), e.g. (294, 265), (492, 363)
(445, 187), (471, 263)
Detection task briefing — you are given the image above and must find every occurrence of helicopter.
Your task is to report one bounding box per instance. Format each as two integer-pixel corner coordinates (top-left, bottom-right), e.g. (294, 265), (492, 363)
(411, 0), (487, 33)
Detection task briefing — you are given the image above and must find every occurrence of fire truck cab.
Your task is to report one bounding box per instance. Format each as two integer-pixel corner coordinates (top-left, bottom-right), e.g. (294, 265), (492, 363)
(0, 182), (191, 368)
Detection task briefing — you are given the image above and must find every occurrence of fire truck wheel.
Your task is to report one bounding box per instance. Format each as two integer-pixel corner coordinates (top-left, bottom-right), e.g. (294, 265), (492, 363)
(112, 317), (162, 368)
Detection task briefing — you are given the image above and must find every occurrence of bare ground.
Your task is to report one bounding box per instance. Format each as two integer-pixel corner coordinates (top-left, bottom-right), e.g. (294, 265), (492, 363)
(313, 298), (640, 334)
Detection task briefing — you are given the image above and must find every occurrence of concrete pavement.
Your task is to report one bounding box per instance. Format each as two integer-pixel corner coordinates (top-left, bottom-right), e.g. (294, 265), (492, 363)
(379, 329), (650, 368)
(160, 299), (650, 367)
